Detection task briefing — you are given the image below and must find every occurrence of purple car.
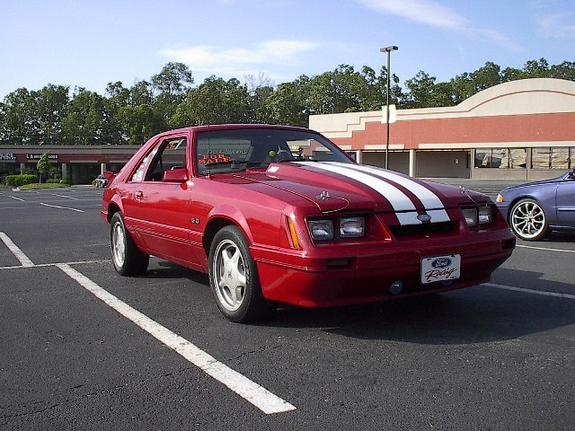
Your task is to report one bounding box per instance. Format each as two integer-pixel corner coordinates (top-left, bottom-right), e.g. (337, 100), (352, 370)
(496, 169), (575, 240)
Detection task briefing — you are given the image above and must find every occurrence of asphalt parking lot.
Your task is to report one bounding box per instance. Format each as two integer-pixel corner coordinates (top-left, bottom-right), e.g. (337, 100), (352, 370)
(1, 183), (575, 430)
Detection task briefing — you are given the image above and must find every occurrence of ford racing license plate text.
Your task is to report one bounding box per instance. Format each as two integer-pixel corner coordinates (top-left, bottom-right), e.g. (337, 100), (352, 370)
(421, 255), (461, 284)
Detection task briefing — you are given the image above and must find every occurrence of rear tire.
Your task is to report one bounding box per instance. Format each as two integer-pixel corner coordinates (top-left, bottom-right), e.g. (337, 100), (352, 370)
(208, 226), (271, 322)
(110, 212), (149, 276)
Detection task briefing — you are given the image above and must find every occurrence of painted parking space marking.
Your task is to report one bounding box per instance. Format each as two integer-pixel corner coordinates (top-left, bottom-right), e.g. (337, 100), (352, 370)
(9, 195), (25, 202)
(486, 282), (575, 300)
(3, 227), (572, 415)
(517, 244), (575, 254)
(0, 232), (34, 267)
(56, 263), (296, 415)
(40, 203), (85, 213)
(51, 194), (79, 200)
(0, 259), (111, 271)
(0, 232), (294, 414)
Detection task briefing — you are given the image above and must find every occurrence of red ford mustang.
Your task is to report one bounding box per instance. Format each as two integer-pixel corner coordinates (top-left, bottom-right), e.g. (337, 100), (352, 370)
(101, 125), (515, 322)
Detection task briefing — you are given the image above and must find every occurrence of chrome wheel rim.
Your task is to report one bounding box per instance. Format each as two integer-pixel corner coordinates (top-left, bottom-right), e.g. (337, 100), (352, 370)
(511, 201), (546, 239)
(213, 239), (246, 312)
(112, 222), (126, 267)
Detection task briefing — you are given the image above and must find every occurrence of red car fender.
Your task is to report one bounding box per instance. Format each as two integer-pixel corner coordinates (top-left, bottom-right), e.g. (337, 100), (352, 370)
(204, 203), (255, 248)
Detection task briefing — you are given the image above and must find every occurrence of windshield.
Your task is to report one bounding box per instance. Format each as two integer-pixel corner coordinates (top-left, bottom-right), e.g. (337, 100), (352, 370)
(195, 128), (352, 176)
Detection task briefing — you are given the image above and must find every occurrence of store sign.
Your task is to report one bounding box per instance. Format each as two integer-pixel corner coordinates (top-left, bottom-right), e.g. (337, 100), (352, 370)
(0, 153), (16, 161)
(26, 154), (59, 160)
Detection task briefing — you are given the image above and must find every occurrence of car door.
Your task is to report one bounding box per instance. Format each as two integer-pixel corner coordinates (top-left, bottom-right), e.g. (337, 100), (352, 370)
(129, 133), (202, 269)
(556, 175), (575, 227)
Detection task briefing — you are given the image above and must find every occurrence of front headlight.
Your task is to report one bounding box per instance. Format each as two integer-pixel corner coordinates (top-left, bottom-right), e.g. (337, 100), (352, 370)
(339, 217), (365, 238)
(307, 219), (334, 241)
(478, 206), (492, 224)
(496, 194), (504, 203)
(462, 208), (478, 227)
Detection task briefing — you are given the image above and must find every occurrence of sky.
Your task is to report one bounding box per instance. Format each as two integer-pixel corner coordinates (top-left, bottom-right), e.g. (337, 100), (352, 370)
(1, 0), (574, 99)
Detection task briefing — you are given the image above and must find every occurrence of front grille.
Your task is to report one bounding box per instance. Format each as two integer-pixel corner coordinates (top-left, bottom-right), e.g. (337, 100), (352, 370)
(389, 221), (455, 238)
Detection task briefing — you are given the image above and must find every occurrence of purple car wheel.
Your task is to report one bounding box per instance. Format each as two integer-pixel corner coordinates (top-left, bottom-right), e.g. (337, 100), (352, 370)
(509, 198), (549, 241)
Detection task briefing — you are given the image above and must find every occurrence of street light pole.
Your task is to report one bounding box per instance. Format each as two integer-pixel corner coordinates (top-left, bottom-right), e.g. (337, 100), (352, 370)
(380, 45), (398, 170)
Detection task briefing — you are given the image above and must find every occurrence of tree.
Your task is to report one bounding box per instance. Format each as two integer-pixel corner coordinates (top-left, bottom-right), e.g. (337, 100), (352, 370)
(171, 77), (252, 126)
(550, 61), (575, 80)
(36, 153), (51, 183)
(245, 73), (275, 124)
(470, 62), (502, 91)
(105, 80), (164, 145)
(402, 71), (456, 108)
(117, 104), (165, 145)
(152, 62), (194, 125)
(523, 58), (550, 78)
(0, 85), (69, 145)
(62, 88), (117, 145)
(1, 58), (574, 145)
(263, 76), (311, 126)
(151, 62), (194, 99)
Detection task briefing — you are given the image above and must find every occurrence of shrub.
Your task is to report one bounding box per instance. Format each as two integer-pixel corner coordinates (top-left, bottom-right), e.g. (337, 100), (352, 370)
(46, 179), (62, 183)
(5, 174), (37, 187)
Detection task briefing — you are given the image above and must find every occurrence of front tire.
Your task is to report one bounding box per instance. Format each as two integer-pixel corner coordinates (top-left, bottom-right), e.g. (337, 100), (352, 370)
(509, 198), (549, 241)
(110, 212), (149, 275)
(208, 226), (271, 322)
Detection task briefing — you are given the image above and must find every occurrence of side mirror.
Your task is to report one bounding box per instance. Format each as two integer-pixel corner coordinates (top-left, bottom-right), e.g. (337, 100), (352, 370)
(567, 168), (575, 180)
(163, 167), (187, 182)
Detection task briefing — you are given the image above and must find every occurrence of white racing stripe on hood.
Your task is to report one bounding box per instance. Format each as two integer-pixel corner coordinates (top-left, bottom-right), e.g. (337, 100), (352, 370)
(298, 161), (417, 216)
(328, 162), (451, 223)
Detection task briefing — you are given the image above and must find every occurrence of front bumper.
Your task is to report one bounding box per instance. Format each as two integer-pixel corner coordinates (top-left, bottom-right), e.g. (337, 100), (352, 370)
(252, 230), (516, 307)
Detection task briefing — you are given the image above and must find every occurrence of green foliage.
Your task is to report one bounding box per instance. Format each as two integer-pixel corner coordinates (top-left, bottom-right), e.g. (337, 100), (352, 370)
(36, 152), (51, 183)
(0, 58), (574, 145)
(171, 77), (252, 126)
(19, 182), (69, 190)
(5, 174), (37, 187)
(0, 85), (69, 145)
(62, 88), (119, 145)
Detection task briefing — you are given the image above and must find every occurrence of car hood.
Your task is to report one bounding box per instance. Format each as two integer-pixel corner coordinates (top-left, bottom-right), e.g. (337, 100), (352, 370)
(218, 162), (489, 226)
(500, 174), (565, 194)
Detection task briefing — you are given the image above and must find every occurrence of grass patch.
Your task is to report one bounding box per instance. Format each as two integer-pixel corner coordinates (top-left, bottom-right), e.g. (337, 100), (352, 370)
(19, 183), (71, 190)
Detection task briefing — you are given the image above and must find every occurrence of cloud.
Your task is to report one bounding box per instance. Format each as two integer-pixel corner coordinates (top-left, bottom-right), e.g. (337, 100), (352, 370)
(538, 13), (575, 38)
(358, 0), (467, 30)
(160, 39), (320, 78)
(357, 0), (519, 50)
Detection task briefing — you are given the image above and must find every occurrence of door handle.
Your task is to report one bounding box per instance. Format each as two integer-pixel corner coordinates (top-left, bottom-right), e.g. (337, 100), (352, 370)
(135, 191), (143, 200)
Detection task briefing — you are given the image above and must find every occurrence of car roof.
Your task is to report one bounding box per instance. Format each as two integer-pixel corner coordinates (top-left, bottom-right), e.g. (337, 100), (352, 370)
(158, 124), (315, 136)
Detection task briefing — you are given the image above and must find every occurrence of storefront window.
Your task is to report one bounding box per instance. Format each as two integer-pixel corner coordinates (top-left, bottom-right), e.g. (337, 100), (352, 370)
(474, 148), (526, 168)
(531, 147), (573, 169)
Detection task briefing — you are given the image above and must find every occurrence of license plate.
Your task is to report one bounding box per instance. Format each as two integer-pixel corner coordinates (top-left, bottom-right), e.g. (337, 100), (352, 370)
(421, 254), (461, 284)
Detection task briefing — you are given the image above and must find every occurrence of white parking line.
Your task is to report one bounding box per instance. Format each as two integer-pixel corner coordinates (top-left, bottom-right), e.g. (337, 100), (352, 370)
(485, 282), (575, 300)
(517, 245), (575, 254)
(0, 232), (34, 267)
(52, 194), (79, 200)
(9, 195), (25, 202)
(40, 203), (85, 213)
(56, 263), (296, 415)
(0, 259), (111, 271)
